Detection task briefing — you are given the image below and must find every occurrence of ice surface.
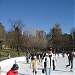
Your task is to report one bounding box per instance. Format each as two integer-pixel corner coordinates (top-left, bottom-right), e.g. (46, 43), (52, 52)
(1, 56), (74, 75)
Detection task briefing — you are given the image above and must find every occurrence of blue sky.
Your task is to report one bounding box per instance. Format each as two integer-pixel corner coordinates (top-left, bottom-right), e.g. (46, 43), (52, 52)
(0, 0), (74, 34)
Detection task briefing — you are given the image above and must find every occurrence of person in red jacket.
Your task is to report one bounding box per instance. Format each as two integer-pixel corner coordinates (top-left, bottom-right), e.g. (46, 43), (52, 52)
(6, 64), (19, 75)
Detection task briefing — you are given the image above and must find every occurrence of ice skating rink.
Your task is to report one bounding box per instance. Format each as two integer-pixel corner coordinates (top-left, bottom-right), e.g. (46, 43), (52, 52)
(1, 55), (75, 75)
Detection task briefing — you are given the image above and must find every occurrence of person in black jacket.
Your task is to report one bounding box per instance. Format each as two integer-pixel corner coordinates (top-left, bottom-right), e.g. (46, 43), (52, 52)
(66, 51), (73, 70)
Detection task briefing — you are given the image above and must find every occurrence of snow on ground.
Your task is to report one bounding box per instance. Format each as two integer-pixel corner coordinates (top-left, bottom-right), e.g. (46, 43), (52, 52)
(1, 56), (74, 75)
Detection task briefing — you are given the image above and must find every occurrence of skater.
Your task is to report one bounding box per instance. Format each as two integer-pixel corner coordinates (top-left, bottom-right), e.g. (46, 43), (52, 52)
(6, 64), (19, 75)
(30, 56), (41, 75)
(42, 57), (47, 74)
(42, 48), (56, 75)
(26, 52), (30, 63)
(66, 51), (73, 71)
(52, 52), (57, 70)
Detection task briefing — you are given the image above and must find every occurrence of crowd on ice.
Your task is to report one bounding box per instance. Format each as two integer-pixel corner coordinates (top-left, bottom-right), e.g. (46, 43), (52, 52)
(6, 48), (74, 75)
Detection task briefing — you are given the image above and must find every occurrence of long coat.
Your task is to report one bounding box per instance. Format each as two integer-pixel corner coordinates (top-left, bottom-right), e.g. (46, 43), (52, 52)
(30, 58), (39, 71)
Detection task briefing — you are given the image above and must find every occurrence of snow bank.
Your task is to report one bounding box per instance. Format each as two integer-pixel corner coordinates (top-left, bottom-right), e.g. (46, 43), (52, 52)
(0, 56), (25, 70)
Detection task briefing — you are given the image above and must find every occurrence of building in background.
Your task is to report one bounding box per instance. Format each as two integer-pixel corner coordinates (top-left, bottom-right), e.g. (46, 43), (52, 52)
(0, 23), (5, 41)
(0, 23), (5, 49)
(0, 23), (10, 49)
(36, 30), (46, 39)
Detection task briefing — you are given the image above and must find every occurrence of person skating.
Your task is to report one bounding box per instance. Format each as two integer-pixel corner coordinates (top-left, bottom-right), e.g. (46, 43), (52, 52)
(42, 48), (57, 75)
(30, 56), (41, 75)
(52, 52), (57, 70)
(6, 64), (19, 75)
(26, 52), (30, 63)
(66, 51), (73, 71)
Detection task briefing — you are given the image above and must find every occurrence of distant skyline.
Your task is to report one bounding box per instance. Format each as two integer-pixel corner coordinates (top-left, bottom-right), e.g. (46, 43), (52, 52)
(0, 0), (74, 34)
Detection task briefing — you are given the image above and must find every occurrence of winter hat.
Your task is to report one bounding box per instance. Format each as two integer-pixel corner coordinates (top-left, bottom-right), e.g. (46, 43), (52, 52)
(47, 47), (52, 51)
(34, 56), (36, 59)
(46, 53), (48, 55)
(11, 64), (19, 70)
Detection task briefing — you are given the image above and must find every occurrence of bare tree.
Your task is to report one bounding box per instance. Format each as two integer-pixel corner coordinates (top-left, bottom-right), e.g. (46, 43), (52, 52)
(7, 19), (25, 55)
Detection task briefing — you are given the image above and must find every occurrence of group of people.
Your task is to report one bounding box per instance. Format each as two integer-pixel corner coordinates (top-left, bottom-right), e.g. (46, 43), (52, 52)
(6, 48), (74, 75)
(30, 48), (58, 75)
(6, 48), (57, 75)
